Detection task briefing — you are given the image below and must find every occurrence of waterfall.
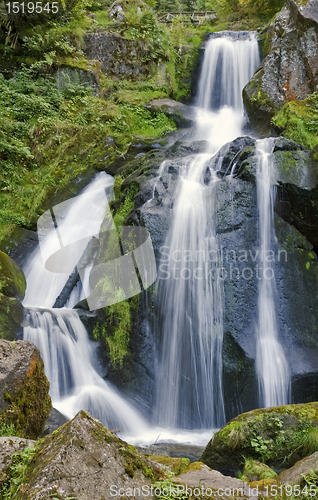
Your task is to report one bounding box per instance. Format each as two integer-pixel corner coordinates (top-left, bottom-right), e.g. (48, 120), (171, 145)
(255, 139), (291, 407)
(23, 172), (148, 436)
(155, 32), (260, 429)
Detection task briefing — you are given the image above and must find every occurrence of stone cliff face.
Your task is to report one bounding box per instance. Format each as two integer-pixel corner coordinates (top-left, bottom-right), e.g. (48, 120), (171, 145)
(85, 32), (152, 80)
(109, 133), (318, 421)
(243, 0), (318, 133)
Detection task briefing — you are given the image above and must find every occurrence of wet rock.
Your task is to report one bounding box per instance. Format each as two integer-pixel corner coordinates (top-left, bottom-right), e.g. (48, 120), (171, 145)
(243, 0), (318, 133)
(0, 340), (51, 439)
(200, 402), (318, 475)
(145, 99), (196, 128)
(174, 462), (246, 496)
(41, 408), (69, 437)
(213, 136), (256, 177)
(277, 451), (318, 485)
(17, 411), (160, 499)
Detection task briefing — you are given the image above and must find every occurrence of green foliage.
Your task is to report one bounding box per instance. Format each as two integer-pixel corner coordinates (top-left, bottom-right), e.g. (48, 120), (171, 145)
(1, 444), (39, 499)
(272, 93), (318, 150)
(0, 422), (18, 437)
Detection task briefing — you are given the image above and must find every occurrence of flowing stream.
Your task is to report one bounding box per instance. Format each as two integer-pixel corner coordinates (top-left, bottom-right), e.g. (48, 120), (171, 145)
(255, 139), (291, 407)
(155, 32), (260, 430)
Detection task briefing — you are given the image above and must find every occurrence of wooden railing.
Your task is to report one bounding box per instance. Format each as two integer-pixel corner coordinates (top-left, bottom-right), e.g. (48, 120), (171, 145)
(157, 11), (217, 24)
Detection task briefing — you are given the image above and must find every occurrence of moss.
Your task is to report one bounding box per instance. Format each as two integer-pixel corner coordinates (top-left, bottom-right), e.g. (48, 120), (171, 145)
(272, 93), (318, 150)
(147, 456), (190, 476)
(0, 350), (51, 439)
(0, 252), (26, 300)
(201, 402), (318, 474)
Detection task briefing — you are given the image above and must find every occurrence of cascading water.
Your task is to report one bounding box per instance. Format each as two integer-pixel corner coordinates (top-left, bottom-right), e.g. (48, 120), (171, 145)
(255, 139), (291, 407)
(155, 32), (260, 430)
(23, 173), (148, 436)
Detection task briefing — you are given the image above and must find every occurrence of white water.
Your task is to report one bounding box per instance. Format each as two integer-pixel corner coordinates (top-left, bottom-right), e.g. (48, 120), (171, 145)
(255, 139), (291, 407)
(155, 32), (260, 430)
(23, 172), (149, 436)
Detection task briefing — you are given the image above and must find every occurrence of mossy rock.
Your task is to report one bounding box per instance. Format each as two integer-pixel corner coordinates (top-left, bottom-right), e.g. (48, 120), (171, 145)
(243, 458), (277, 482)
(147, 455), (190, 476)
(0, 294), (24, 341)
(5, 411), (162, 499)
(0, 340), (51, 439)
(0, 251), (26, 300)
(200, 402), (318, 475)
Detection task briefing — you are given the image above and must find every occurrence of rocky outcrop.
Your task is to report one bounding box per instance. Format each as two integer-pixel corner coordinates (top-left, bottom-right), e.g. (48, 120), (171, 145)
(243, 0), (318, 133)
(0, 252), (26, 341)
(0, 340), (51, 439)
(145, 99), (196, 128)
(10, 410), (160, 499)
(200, 402), (318, 475)
(85, 32), (151, 79)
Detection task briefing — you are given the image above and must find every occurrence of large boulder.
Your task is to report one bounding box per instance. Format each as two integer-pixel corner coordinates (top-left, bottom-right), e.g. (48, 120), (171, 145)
(243, 0), (318, 133)
(0, 340), (51, 439)
(7, 410), (161, 499)
(0, 251), (26, 341)
(200, 402), (318, 475)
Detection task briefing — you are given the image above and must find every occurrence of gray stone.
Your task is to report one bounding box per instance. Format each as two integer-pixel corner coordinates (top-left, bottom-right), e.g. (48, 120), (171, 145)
(85, 32), (151, 80)
(145, 98), (196, 128)
(243, 0), (318, 132)
(277, 451), (318, 484)
(18, 411), (158, 500)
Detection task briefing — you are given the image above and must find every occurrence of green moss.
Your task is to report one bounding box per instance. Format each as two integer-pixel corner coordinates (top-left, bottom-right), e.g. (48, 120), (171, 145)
(272, 93), (318, 150)
(201, 402), (318, 473)
(147, 456), (190, 476)
(0, 349), (51, 439)
(243, 458), (277, 481)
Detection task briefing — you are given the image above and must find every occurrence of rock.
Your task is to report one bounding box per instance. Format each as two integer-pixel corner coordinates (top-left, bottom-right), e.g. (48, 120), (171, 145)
(15, 410), (160, 499)
(0, 436), (35, 483)
(243, 459), (277, 482)
(200, 402), (318, 475)
(85, 32), (151, 80)
(108, 0), (149, 23)
(147, 456), (190, 476)
(145, 99), (196, 128)
(41, 407), (69, 437)
(173, 462), (246, 497)
(212, 136), (256, 177)
(277, 451), (318, 485)
(0, 251), (26, 300)
(243, 0), (318, 133)
(0, 340), (51, 439)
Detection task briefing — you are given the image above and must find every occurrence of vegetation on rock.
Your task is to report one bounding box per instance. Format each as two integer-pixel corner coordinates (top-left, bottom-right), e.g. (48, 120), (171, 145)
(201, 402), (318, 475)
